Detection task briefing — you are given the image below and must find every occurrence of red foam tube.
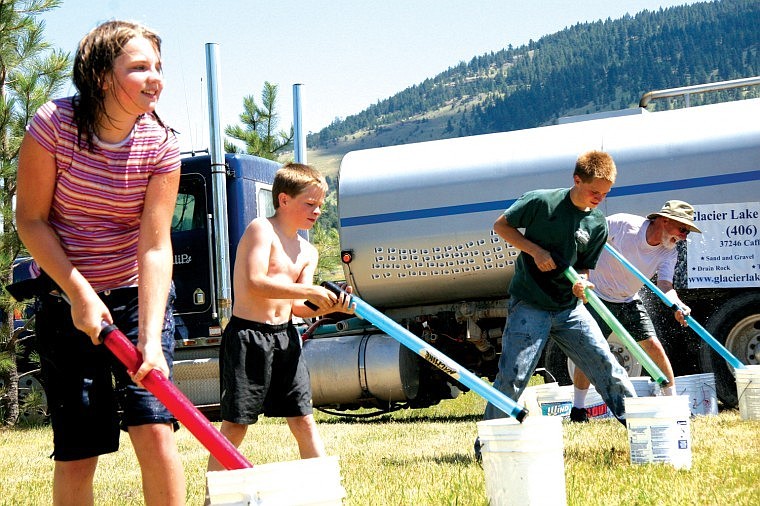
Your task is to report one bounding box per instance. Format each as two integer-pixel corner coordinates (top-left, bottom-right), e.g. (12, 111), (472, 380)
(100, 325), (252, 470)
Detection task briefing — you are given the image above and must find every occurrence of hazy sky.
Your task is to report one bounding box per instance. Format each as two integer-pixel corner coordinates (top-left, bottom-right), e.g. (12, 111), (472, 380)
(40, 0), (703, 152)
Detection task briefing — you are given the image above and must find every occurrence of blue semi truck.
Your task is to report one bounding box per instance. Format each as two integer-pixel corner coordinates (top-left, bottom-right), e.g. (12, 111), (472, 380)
(10, 78), (760, 420)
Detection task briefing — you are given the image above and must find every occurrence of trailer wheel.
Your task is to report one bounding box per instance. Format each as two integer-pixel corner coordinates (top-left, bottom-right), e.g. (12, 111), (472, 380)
(699, 292), (760, 408)
(604, 333), (643, 378)
(545, 333), (643, 386)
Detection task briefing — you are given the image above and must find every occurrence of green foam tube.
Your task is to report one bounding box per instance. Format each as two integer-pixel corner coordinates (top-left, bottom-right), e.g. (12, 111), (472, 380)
(563, 266), (669, 385)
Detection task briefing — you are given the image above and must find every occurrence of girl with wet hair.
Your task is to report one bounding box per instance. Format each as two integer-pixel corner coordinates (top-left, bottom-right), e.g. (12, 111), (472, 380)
(16, 20), (185, 505)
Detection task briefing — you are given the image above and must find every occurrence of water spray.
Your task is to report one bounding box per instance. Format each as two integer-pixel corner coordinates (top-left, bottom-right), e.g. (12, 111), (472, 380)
(603, 243), (745, 370)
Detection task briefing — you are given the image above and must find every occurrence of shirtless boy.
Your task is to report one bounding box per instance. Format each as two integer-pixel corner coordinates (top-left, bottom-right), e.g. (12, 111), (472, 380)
(207, 162), (352, 472)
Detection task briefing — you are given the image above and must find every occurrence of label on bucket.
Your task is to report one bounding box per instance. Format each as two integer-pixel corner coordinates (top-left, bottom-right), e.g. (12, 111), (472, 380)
(583, 387), (611, 419)
(585, 402), (610, 419)
(539, 400), (572, 418)
(628, 418), (691, 469)
(625, 396), (692, 469)
(537, 386), (573, 418)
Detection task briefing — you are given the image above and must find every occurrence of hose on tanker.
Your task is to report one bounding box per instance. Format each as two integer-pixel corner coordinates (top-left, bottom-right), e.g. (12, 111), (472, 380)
(300, 317), (336, 342)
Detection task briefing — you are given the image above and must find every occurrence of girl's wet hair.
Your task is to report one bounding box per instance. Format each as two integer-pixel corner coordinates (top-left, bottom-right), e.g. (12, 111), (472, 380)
(72, 20), (166, 151)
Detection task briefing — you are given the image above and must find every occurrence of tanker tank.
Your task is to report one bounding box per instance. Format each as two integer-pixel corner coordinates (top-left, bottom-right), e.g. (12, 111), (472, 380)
(336, 98), (760, 309)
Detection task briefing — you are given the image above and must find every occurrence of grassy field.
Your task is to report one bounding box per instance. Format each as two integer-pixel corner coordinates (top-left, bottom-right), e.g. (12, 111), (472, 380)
(1, 391), (758, 505)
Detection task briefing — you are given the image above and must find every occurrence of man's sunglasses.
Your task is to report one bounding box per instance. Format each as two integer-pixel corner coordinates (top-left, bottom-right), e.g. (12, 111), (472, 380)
(668, 218), (690, 235)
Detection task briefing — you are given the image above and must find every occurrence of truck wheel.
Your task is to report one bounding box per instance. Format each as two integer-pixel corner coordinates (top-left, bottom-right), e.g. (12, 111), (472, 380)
(605, 333), (643, 378)
(699, 292), (760, 408)
(4, 370), (48, 424)
(545, 333), (643, 387)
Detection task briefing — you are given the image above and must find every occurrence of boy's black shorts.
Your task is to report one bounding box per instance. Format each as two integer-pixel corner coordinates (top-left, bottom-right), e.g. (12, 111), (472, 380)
(220, 316), (313, 424)
(36, 286), (178, 461)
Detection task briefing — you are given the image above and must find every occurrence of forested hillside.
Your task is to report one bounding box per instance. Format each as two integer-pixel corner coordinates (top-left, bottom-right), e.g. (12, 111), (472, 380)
(307, 0), (759, 151)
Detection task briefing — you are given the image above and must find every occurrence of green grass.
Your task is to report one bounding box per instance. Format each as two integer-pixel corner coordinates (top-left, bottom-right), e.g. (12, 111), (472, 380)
(1, 391), (758, 505)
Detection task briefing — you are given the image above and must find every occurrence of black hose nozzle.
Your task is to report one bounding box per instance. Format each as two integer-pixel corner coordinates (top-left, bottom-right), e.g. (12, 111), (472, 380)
(304, 281), (347, 310)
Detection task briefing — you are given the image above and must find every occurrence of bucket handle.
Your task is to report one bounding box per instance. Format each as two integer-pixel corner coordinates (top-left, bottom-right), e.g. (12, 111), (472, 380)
(534, 367), (558, 384)
(737, 377), (755, 401)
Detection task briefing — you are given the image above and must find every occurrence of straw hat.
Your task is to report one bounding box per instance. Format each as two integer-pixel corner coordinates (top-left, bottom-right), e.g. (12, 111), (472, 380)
(646, 200), (702, 233)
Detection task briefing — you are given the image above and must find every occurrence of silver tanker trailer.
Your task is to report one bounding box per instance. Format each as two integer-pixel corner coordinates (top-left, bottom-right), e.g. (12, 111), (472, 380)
(304, 87), (760, 413)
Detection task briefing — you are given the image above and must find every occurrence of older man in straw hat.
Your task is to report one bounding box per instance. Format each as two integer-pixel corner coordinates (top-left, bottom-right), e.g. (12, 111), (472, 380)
(570, 200), (702, 422)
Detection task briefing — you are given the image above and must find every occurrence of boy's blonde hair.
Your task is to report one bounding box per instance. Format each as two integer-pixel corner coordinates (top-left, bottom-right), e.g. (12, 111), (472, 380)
(272, 162), (328, 209)
(574, 150), (617, 183)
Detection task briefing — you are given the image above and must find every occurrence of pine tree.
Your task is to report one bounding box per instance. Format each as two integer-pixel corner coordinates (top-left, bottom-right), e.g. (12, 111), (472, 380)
(0, 0), (70, 425)
(224, 81), (294, 159)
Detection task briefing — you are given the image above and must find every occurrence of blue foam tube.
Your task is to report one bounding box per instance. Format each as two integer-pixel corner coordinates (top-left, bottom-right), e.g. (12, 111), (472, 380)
(321, 282), (528, 421)
(603, 243), (745, 370)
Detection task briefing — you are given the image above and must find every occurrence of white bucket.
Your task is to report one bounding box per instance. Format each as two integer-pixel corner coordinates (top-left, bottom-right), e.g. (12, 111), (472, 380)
(477, 416), (566, 506)
(625, 395), (692, 470)
(530, 382), (561, 396)
(516, 385), (542, 416)
(630, 376), (654, 397)
(536, 383), (572, 418)
(735, 365), (760, 421)
(206, 456), (346, 505)
(672, 373), (718, 416)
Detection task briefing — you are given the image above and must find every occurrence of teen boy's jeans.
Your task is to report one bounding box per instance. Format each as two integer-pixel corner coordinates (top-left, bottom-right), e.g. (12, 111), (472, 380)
(484, 297), (635, 421)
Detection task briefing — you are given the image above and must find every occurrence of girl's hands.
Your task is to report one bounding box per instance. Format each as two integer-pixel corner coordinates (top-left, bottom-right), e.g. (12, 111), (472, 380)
(132, 339), (171, 385)
(69, 291), (113, 345)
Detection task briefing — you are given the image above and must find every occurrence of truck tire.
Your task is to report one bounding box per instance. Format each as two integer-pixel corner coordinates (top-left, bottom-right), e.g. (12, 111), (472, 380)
(698, 292), (760, 408)
(544, 333), (643, 387)
(0, 370), (48, 425)
(18, 371), (47, 424)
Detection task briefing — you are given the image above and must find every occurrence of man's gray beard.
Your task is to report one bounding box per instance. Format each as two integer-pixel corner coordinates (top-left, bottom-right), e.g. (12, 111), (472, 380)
(661, 229), (678, 250)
